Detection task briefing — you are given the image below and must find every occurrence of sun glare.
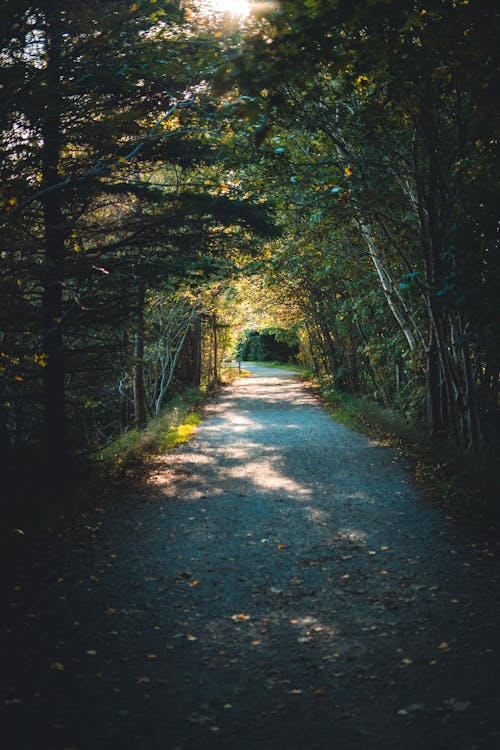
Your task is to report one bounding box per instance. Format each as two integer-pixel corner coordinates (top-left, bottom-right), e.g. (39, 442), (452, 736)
(208, 0), (250, 16)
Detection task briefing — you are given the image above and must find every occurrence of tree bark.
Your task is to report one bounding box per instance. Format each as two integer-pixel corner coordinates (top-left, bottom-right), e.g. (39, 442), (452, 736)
(191, 313), (202, 387)
(40, 17), (69, 480)
(133, 283), (147, 430)
(358, 223), (421, 353)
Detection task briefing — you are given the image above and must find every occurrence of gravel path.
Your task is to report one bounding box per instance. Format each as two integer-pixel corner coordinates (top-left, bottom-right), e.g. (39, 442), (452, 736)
(2, 364), (500, 749)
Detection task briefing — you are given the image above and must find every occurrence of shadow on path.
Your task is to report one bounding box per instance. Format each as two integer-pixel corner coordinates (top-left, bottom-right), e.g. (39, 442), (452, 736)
(2, 365), (500, 749)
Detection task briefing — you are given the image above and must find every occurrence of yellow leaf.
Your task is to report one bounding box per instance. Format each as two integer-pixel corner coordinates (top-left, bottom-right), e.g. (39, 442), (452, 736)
(186, 633), (198, 641)
(8, 197), (17, 206)
(231, 613), (250, 621)
(277, 543), (286, 550)
(438, 641), (449, 650)
(344, 167), (353, 177)
(50, 661), (65, 671)
(34, 353), (48, 368)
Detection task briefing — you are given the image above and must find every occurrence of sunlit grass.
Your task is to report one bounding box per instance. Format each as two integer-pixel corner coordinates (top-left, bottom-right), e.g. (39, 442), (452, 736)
(156, 412), (202, 451)
(97, 388), (205, 471)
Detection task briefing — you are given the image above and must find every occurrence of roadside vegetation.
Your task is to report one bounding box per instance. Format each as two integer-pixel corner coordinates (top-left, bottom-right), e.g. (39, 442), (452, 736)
(254, 360), (499, 538)
(1, 2), (498, 547)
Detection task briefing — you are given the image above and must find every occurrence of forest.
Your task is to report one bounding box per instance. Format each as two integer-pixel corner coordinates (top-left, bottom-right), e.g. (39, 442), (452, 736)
(1, 0), (499, 522)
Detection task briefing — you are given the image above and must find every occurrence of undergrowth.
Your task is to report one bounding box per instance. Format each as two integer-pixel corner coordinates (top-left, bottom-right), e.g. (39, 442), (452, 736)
(2, 386), (212, 557)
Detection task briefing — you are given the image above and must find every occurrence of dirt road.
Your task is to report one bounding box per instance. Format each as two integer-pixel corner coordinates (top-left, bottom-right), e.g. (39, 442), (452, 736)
(2, 365), (500, 749)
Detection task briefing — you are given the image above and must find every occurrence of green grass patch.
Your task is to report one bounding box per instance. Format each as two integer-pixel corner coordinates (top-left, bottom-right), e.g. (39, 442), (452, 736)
(156, 412), (202, 451)
(97, 387), (205, 473)
(220, 364), (252, 380)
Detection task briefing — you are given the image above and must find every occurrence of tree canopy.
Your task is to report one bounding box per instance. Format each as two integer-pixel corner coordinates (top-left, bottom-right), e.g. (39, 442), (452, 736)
(1, 0), (498, 502)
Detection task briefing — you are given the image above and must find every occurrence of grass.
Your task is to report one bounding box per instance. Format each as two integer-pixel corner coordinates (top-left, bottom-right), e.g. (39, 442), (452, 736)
(96, 387), (206, 476)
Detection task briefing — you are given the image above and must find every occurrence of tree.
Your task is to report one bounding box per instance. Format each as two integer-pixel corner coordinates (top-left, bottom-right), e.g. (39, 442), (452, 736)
(221, 0), (499, 456)
(0, 0), (278, 487)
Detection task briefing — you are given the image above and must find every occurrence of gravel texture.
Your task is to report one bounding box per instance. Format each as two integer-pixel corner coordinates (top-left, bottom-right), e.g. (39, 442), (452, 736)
(2, 364), (500, 749)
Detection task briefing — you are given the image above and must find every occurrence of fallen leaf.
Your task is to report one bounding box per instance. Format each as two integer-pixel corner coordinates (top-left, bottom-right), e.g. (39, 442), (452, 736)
(50, 662), (65, 671)
(444, 698), (471, 712)
(86, 650), (97, 656)
(438, 642), (449, 650)
(401, 658), (413, 666)
(188, 579), (200, 587)
(398, 703), (425, 715)
(137, 676), (151, 684)
(251, 640), (262, 647)
(186, 634), (198, 641)
(379, 570), (389, 575)
(146, 653), (157, 660)
(277, 543), (286, 550)
(231, 613), (250, 621)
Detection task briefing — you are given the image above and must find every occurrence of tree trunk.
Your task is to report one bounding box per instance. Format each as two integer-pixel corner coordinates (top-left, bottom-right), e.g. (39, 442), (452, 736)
(40, 18), (69, 481)
(154, 320), (192, 417)
(133, 283), (147, 430)
(358, 223), (422, 352)
(212, 313), (218, 383)
(191, 313), (202, 387)
(426, 323), (445, 441)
